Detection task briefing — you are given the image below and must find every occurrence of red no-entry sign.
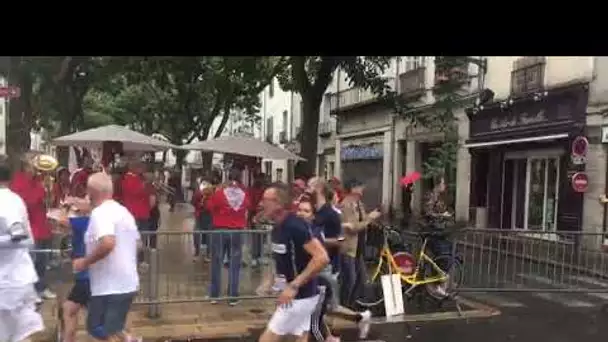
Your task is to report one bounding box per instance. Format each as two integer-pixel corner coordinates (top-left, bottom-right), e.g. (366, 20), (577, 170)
(0, 86), (21, 99)
(571, 172), (589, 193)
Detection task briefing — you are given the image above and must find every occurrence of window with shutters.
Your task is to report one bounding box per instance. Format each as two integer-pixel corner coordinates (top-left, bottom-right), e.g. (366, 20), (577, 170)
(403, 57), (426, 72)
(511, 57), (545, 96)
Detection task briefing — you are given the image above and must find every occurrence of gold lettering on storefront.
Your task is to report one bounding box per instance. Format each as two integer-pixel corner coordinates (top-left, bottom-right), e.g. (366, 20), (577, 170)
(490, 109), (547, 130)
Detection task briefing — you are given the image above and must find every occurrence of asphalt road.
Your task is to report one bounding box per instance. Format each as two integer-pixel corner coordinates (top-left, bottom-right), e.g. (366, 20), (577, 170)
(166, 304), (608, 342)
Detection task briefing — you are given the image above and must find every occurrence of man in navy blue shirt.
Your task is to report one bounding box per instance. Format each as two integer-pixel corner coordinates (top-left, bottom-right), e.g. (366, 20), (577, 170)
(311, 183), (372, 341)
(60, 212), (92, 342)
(258, 183), (329, 342)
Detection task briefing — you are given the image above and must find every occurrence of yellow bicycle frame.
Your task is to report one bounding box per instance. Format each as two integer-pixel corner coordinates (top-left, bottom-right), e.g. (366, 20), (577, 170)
(370, 236), (448, 286)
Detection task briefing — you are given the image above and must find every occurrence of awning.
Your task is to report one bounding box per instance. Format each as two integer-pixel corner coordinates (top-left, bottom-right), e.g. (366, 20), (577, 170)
(464, 133), (569, 149)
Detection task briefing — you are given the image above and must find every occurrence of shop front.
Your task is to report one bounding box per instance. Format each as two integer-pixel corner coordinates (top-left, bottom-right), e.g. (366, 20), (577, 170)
(466, 84), (589, 232)
(341, 144), (384, 209)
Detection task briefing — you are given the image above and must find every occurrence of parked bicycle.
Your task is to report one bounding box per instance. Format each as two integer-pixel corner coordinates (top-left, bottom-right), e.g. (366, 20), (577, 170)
(356, 224), (463, 315)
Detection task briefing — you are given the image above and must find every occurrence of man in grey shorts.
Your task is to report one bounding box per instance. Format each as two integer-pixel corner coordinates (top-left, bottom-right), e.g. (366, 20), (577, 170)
(72, 172), (140, 341)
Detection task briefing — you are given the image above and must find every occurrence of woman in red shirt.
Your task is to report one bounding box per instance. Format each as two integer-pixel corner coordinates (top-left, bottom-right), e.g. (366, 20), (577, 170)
(191, 178), (214, 259)
(119, 161), (153, 245)
(51, 167), (70, 208)
(206, 169), (250, 304)
(10, 153), (56, 299)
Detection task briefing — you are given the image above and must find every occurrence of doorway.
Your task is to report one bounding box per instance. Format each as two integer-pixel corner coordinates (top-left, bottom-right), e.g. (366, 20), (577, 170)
(501, 152), (561, 231)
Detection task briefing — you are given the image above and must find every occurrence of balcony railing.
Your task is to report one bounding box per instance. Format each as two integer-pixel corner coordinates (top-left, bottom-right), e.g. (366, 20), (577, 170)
(399, 67), (425, 96)
(329, 87), (377, 112)
(318, 120), (334, 137)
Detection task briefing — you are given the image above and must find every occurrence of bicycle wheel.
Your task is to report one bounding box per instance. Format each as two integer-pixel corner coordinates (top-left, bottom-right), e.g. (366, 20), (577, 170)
(424, 255), (462, 301)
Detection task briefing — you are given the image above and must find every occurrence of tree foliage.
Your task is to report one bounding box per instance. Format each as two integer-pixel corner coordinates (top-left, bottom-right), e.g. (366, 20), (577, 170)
(85, 56), (282, 167)
(1, 56), (281, 169)
(397, 56), (484, 200)
(275, 56), (394, 177)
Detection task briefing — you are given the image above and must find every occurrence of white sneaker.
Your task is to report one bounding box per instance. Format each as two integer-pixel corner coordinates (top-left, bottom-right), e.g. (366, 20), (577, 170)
(40, 288), (57, 300)
(434, 284), (448, 297)
(358, 310), (372, 339)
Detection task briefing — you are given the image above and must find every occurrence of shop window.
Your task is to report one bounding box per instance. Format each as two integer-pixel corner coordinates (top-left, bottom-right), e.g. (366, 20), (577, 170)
(502, 154), (559, 232)
(510, 57), (545, 96)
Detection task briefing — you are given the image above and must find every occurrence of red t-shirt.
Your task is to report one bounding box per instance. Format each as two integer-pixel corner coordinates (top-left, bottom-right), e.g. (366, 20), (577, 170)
(70, 168), (92, 197)
(119, 172), (151, 220)
(206, 183), (250, 229)
(248, 186), (265, 213)
(10, 172), (51, 240)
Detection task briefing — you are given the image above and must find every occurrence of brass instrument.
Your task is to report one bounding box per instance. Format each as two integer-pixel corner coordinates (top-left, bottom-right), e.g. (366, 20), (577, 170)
(31, 154), (59, 209)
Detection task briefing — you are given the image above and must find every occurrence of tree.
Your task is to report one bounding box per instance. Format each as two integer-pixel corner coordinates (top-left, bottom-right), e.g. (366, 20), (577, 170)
(398, 56), (484, 203)
(88, 56), (282, 168)
(0, 57), (95, 167)
(275, 57), (394, 177)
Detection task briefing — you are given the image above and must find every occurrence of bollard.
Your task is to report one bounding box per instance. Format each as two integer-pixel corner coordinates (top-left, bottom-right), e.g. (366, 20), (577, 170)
(147, 248), (161, 319)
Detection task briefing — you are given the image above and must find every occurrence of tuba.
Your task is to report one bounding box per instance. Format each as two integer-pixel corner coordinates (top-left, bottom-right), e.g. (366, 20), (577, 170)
(31, 154), (59, 208)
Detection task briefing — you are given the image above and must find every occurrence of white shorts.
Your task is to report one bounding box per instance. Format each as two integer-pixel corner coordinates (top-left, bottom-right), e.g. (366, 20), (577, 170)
(0, 286), (44, 342)
(267, 295), (321, 336)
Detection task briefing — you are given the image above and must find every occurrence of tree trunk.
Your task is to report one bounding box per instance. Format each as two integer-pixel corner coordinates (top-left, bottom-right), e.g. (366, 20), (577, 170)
(173, 148), (187, 171)
(297, 93), (321, 178)
(202, 151), (213, 171)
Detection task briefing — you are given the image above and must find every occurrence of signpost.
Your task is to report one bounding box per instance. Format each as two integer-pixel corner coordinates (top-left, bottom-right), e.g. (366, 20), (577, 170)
(0, 85), (20, 99)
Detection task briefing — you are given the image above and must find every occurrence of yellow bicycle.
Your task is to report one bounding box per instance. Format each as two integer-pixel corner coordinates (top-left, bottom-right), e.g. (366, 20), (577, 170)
(356, 225), (462, 310)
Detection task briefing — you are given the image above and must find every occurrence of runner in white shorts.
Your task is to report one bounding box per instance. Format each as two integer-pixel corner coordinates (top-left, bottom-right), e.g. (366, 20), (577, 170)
(0, 159), (44, 342)
(258, 184), (329, 342)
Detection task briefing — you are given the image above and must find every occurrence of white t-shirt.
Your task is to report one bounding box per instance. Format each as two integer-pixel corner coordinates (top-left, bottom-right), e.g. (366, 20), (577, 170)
(0, 188), (38, 288)
(85, 199), (140, 296)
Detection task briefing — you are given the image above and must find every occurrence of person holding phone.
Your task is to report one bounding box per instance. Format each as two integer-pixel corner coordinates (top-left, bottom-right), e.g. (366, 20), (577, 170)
(339, 179), (382, 309)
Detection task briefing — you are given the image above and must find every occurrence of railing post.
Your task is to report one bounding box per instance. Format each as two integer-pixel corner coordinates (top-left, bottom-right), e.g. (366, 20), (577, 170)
(147, 247), (161, 319)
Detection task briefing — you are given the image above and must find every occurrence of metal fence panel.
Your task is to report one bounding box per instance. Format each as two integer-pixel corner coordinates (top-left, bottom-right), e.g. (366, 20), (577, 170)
(452, 229), (608, 293)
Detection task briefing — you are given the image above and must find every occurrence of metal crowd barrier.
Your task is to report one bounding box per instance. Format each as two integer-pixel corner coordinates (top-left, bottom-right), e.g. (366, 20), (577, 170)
(443, 228), (608, 293)
(36, 227), (608, 321)
(138, 229), (275, 318)
(30, 229), (275, 322)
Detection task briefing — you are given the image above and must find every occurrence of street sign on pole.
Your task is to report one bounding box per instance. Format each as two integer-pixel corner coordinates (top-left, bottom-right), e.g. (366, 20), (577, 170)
(0, 86), (20, 99)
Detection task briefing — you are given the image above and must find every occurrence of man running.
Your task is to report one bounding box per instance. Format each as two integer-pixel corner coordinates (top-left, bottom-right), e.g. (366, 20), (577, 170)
(72, 172), (140, 341)
(258, 183), (329, 342)
(0, 157), (45, 342)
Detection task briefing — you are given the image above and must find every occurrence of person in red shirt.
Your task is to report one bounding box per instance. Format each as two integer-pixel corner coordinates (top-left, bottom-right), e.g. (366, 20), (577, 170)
(52, 167), (70, 208)
(206, 169), (250, 304)
(191, 177), (213, 259)
(248, 173), (267, 267)
(70, 156), (94, 198)
(10, 152), (56, 300)
(119, 160), (153, 246)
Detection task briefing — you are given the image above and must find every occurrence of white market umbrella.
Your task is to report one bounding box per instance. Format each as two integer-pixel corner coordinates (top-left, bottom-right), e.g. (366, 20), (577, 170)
(180, 136), (304, 160)
(52, 124), (178, 151)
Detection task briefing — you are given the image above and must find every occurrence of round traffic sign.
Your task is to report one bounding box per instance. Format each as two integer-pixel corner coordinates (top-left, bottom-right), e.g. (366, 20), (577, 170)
(572, 136), (589, 157)
(571, 172), (589, 193)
